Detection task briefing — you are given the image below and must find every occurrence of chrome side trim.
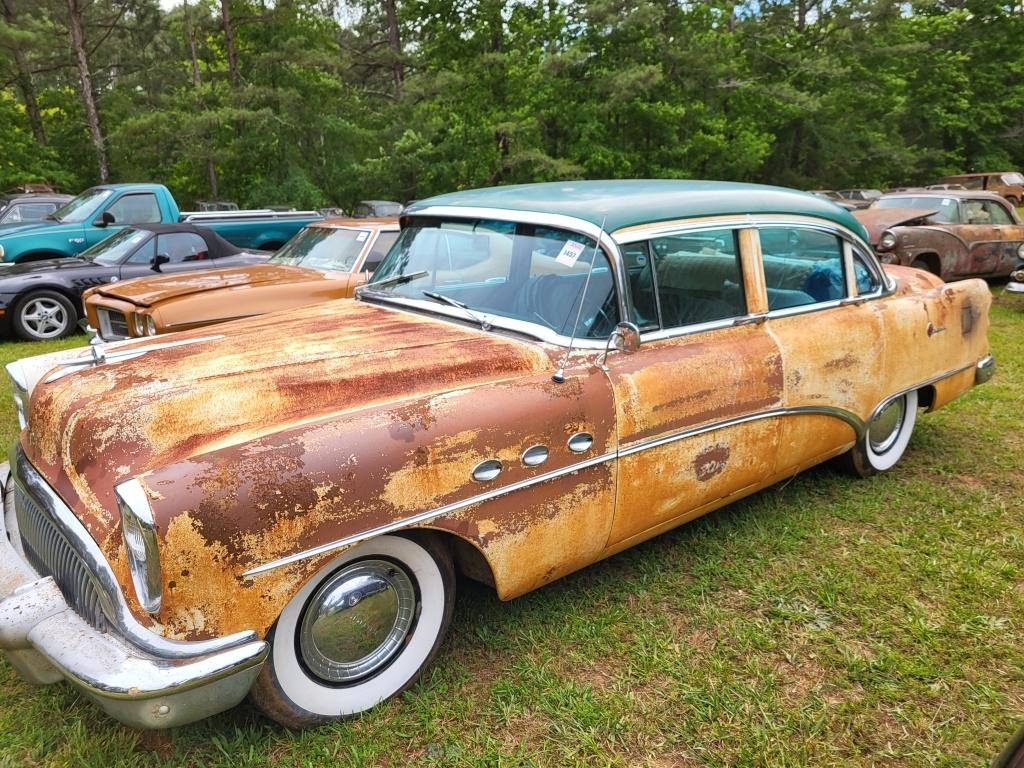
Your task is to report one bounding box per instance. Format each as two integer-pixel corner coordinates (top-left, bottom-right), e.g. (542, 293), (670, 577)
(243, 448), (619, 576)
(618, 406), (867, 459)
(872, 362), (975, 421)
(8, 445), (257, 659)
(244, 360), (985, 577)
(245, 404), (861, 577)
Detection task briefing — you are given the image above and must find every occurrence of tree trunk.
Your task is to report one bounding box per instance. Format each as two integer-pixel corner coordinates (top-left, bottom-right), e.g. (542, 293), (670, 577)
(1, 0), (46, 145)
(66, 0), (108, 182)
(220, 0), (240, 87)
(185, 0), (219, 199)
(384, 0), (403, 97)
(184, 0), (202, 87)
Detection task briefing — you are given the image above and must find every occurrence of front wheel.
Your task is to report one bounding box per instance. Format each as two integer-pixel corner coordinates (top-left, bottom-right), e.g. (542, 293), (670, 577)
(12, 290), (77, 341)
(836, 390), (918, 478)
(250, 533), (455, 728)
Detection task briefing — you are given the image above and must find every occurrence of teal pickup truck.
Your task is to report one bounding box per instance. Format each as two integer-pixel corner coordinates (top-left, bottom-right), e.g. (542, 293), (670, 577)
(0, 183), (322, 263)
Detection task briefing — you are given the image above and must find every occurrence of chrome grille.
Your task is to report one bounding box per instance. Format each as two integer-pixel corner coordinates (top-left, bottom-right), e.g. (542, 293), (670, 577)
(13, 483), (109, 632)
(97, 308), (129, 339)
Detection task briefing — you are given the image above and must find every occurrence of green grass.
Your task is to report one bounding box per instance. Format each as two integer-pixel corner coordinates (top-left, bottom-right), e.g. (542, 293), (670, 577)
(1, 291), (1023, 767)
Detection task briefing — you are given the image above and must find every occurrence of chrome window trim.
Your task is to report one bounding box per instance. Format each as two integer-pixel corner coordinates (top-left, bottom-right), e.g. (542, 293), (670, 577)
(7, 445), (258, 660)
(396, 205), (631, 323)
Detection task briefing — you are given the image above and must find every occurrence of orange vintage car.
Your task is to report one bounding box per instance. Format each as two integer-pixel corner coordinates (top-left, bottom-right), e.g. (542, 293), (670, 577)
(0, 181), (993, 729)
(81, 217), (398, 340)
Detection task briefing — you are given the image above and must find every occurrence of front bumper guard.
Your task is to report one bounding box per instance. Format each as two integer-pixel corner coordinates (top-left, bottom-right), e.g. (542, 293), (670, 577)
(0, 459), (269, 729)
(975, 354), (995, 386)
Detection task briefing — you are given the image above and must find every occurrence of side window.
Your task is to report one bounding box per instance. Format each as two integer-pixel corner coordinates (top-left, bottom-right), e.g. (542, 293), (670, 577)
(155, 232), (209, 262)
(759, 227), (847, 309)
(984, 201), (1013, 225)
(2, 202), (55, 223)
(107, 193), (161, 225)
(124, 237), (157, 264)
(645, 228), (746, 329)
(852, 249), (882, 295)
(964, 200), (991, 225)
(363, 231), (399, 274)
(962, 177), (984, 190)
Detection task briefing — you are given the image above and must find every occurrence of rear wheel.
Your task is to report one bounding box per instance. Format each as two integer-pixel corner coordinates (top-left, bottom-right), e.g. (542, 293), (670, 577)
(12, 290), (77, 341)
(836, 390), (918, 478)
(911, 256), (939, 276)
(250, 533), (455, 728)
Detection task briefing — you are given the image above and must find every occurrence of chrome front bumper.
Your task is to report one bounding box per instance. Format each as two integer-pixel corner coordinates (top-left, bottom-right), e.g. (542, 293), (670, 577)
(0, 454), (269, 729)
(1007, 280), (1024, 295)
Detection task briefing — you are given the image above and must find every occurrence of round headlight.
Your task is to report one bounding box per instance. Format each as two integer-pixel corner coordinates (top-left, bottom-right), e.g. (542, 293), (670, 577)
(1012, 268), (1024, 282)
(132, 313), (145, 336)
(146, 315), (157, 336)
(1016, 243), (1024, 259)
(879, 231), (898, 250)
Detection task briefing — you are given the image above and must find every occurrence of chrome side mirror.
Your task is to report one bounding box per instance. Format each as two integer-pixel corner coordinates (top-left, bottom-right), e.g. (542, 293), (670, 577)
(610, 321), (640, 353)
(596, 321), (641, 369)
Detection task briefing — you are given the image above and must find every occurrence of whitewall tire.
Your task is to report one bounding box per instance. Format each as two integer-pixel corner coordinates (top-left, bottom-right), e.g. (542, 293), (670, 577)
(837, 390), (919, 478)
(250, 533), (455, 728)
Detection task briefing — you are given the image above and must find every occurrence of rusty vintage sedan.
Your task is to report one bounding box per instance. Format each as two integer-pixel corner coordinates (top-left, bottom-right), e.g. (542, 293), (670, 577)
(856, 190), (1024, 281)
(0, 180), (994, 729)
(81, 218), (399, 341)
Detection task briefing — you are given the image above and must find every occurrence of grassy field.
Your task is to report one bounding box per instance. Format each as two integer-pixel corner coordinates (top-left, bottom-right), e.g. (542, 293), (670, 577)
(0, 290), (1021, 767)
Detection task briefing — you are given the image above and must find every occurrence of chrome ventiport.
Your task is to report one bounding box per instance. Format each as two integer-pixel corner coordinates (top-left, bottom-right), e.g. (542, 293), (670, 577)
(567, 432), (594, 453)
(521, 445), (549, 467)
(471, 459), (502, 482)
(299, 559), (416, 684)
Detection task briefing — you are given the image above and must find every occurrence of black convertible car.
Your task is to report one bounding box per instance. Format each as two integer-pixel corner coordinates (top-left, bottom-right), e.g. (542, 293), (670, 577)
(0, 223), (269, 341)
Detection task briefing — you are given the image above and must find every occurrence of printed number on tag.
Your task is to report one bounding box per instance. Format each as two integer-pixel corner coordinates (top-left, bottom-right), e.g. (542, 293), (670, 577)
(555, 240), (586, 267)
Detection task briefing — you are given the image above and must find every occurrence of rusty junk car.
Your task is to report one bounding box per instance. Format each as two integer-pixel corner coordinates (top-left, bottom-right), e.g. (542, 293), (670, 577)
(855, 190), (1024, 282)
(0, 180), (995, 729)
(81, 218), (399, 341)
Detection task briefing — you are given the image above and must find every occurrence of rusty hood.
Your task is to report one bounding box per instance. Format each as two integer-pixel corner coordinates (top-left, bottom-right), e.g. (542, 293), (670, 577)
(21, 299), (553, 550)
(853, 207), (938, 244)
(91, 263), (327, 307)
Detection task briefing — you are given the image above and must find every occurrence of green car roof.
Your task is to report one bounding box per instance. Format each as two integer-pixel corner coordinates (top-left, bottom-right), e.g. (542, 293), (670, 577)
(410, 179), (868, 240)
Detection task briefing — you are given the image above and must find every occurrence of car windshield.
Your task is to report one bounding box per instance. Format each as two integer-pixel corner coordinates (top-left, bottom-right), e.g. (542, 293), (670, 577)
(270, 226), (369, 271)
(81, 227), (149, 265)
(365, 217), (619, 339)
(50, 188), (113, 224)
(876, 196), (959, 223)
(1003, 173), (1024, 185)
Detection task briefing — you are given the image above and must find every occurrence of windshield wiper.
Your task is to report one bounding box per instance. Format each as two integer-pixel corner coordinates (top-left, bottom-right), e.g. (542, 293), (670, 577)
(368, 270), (429, 289)
(421, 290), (491, 330)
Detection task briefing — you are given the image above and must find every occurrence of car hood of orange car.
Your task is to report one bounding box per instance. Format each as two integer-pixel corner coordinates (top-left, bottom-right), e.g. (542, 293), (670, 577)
(21, 298), (554, 555)
(91, 263), (332, 307)
(852, 207), (939, 244)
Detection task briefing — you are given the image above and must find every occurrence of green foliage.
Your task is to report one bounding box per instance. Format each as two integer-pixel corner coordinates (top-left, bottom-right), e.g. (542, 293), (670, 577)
(3, 0), (1024, 204)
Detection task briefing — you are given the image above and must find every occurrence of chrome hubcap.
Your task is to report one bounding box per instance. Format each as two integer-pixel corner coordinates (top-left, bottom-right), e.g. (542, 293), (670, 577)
(299, 559), (416, 684)
(869, 397), (906, 454)
(21, 298), (68, 338)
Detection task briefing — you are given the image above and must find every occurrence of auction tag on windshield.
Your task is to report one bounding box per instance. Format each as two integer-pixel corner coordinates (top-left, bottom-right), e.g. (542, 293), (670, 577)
(356, 232), (369, 242)
(555, 240), (586, 267)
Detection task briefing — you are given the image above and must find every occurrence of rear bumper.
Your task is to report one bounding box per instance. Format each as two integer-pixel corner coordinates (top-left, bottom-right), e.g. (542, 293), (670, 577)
(0, 454), (268, 729)
(976, 354), (995, 385)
